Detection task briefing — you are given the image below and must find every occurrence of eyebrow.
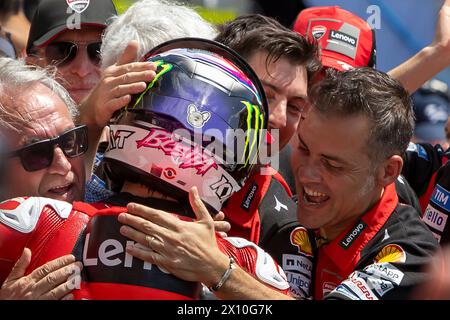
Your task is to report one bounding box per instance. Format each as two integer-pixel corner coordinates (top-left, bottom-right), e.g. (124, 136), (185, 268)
(297, 133), (350, 166)
(261, 80), (307, 100)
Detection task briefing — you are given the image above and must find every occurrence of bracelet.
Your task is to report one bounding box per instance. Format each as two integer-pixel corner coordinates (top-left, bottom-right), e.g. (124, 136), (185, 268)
(210, 257), (236, 292)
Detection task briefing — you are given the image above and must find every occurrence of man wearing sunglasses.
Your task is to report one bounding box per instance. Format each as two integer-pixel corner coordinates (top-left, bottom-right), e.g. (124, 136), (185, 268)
(0, 57), (86, 300)
(25, 0), (116, 105)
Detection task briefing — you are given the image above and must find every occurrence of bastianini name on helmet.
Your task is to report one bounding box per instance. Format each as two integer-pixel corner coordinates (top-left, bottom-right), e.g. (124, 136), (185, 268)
(106, 124), (241, 212)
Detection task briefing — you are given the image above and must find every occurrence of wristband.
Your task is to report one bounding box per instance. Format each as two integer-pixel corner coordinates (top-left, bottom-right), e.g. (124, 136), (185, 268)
(210, 257), (236, 292)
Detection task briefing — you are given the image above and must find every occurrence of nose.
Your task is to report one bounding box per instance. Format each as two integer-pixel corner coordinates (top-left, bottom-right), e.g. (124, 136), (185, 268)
(297, 158), (322, 185)
(68, 46), (97, 77)
(47, 147), (72, 175)
(268, 99), (287, 129)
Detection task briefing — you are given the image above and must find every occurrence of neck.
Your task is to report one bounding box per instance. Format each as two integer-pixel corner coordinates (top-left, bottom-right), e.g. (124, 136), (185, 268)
(121, 181), (178, 202)
(320, 187), (385, 242)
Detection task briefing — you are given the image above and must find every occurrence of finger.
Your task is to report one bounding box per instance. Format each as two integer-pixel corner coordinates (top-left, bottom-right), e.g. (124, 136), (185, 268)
(61, 293), (74, 300)
(213, 220), (231, 233)
(108, 70), (156, 87)
(38, 280), (75, 300)
(123, 202), (181, 229)
(110, 82), (148, 99)
(120, 225), (165, 253)
(126, 243), (165, 266)
(189, 186), (212, 222)
(213, 211), (225, 221)
(30, 255), (76, 282)
(118, 212), (172, 240)
(108, 61), (156, 78)
(5, 248), (32, 282)
(217, 232), (228, 238)
(104, 95), (131, 114)
(116, 40), (140, 66)
(34, 262), (82, 297)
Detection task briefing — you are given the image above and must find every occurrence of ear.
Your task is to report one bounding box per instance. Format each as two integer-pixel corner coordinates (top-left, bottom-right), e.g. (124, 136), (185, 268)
(375, 155), (403, 187)
(188, 104), (196, 115)
(201, 111), (211, 122)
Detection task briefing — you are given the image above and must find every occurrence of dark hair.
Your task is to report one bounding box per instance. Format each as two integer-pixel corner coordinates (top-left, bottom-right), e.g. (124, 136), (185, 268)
(309, 67), (414, 164)
(215, 14), (321, 83)
(0, 0), (21, 22)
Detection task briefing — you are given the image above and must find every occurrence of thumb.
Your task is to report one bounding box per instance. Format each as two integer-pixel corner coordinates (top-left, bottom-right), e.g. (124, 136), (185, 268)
(189, 186), (212, 223)
(5, 248), (32, 282)
(116, 40), (140, 66)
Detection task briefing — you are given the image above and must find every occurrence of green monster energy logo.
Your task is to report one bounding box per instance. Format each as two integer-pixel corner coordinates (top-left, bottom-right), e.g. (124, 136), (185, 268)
(126, 60), (173, 111)
(240, 100), (264, 168)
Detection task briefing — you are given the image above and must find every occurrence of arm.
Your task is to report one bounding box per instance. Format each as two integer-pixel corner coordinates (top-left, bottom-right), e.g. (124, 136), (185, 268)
(78, 41), (156, 177)
(117, 187), (293, 300)
(388, 0), (450, 93)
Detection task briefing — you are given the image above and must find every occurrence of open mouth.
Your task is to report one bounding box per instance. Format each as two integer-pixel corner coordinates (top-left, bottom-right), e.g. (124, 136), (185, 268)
(302, 186), (330, 205)
(48, 183), (73, 196)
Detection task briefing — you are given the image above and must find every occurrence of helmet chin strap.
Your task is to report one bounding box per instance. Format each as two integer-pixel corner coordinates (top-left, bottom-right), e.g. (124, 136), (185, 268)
(121, 181), (178, 202)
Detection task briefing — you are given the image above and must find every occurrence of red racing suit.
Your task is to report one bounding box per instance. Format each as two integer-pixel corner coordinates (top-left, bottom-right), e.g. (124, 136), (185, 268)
(402, 142), (450, 244)
(0, 195), (289, 299)
(289, 183), (438, 299)
(222, 166), (306, 297)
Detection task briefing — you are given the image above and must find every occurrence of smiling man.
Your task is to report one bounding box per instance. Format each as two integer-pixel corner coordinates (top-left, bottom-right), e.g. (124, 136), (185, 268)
(26, 0), (117, 104)
(0, 58), (85, 203)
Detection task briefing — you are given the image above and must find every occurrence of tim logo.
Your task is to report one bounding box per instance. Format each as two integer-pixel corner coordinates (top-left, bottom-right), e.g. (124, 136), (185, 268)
(136, 128), (218, 175)
(108, 130), (134, 150)
(431, 184), (450, 212)
(66, 0), (90, 13)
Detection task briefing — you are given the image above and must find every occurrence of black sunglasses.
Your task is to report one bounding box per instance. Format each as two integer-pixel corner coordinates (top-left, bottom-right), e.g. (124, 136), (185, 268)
(6, 125), (88, 172)
(45, 41), (101, 67)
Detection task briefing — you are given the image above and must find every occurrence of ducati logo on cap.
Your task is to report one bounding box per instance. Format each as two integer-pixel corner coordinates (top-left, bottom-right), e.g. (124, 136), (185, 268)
(66, 0), (90, 14)
(311, 25), (327, 40)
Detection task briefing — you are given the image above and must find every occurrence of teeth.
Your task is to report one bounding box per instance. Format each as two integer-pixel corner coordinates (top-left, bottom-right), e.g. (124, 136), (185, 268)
(304, 187), (327, 197)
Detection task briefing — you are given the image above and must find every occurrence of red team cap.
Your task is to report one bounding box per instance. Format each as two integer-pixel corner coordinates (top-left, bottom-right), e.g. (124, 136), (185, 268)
(293, 6), (376, 71)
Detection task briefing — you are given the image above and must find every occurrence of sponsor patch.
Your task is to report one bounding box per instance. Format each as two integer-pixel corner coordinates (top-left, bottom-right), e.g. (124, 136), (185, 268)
(162, 168), (176, 180)
(290, 227), (313, 257)
(423, 204), (448, 232)
(374, 244), (406, 263)
(343, 273), (378, 300)
(311, 25), (327, 40)
(366, 276), (395, 297)
(329, 284), (359, 300)
(108, 129), (134, 151)
(209, 175), (233, 200)
(186, 104), (211, 128)
(323, 282), (338, 297)
(66, 0), (89, 14)
(329, 30), (357, 47)
(364, 263), (404, 285)
(286, 271), (310, 297)
(430, 184), (450, 212)
(339, 220), (367, 249)
(240, 182), (258, 211)
(282, 254), (312, 276)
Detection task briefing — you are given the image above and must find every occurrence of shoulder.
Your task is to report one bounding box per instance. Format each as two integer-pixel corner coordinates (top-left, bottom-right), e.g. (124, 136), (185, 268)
(0, 197), (73, 233)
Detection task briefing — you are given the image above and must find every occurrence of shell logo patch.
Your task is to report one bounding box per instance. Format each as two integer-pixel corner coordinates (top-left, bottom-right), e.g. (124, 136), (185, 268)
(290, 227), (313, 257)
(374, 244), (406, 263)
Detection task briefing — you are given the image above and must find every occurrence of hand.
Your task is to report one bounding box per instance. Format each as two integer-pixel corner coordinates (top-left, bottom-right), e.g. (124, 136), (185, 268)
(213, 211), (231, 237)
(432, 0), (450, 52)
(79, 40), (156, 131)
(118, 187), (230, 287)
(0, 248), (83, 300)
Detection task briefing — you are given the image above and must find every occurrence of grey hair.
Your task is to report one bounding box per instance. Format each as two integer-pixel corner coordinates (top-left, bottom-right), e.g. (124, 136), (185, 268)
(0, 57), (78, 131)
(101, 0), (217, 69)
